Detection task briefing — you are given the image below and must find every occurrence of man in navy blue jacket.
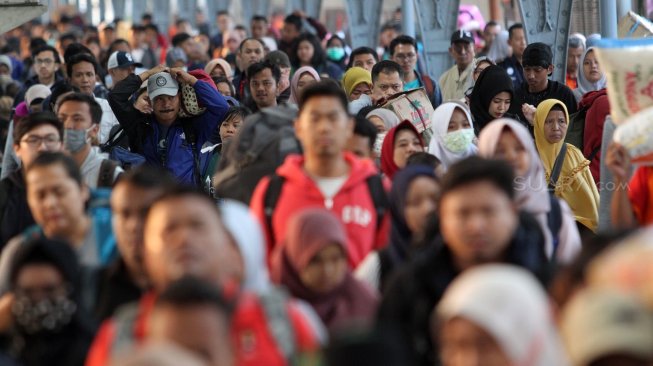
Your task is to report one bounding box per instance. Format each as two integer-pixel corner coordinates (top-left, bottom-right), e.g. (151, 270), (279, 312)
(108, 65), (229, 186)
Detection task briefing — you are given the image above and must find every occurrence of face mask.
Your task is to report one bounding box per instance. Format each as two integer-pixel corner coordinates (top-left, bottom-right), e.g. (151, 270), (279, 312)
(443, 128), (475, 153)
(374, 132), (386, 156)
(327, 47), (346, 61)
(12, 294), (77, 335)
(63, 128), (89, 153)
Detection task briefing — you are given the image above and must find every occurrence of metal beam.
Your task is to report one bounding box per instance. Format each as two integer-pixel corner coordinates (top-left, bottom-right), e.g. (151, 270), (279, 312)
(518, 0), (573, 84)
(344, 0), (383, 50)
(599, 0), (618, 38)
(286, 0), (322, 20)
(241, 0), (271, 26)
(206, 0), (231, 35)
(414, 0), (460, 82)
(152, 0), (170, 35)
(132, 0), (146, 24)
(617, 0), (631, 20)
(177, 0), (198, 25)
(402, 0), (415, 38)
(112, 0), (126, 19)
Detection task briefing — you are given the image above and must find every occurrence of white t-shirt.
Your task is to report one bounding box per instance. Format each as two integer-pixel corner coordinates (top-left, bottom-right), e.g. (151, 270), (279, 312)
(313, 175), (348, 209)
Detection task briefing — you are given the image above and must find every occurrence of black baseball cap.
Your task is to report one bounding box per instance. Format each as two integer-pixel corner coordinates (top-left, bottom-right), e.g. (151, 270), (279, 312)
(451, 29), (474, 44)
(522, 43), (553, 68)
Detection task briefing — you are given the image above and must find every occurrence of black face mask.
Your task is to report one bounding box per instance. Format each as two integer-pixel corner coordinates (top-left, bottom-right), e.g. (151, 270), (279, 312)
(12, 294), (77, 335)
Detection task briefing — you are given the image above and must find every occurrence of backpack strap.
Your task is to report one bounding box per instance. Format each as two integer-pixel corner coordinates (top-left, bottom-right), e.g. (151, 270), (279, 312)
(421, 74), (434, 99)
(181, 119), (203, 189)
(548, 144), (568, 193)
(263, 174), (285, 246)
(97, 159), (119, 188)
(259, 288), (297, 363)
(100, 125), (125, 153)
(587, 146), (601, 163)
(365, 174), (388, 233)
(546, 194), (563, 257)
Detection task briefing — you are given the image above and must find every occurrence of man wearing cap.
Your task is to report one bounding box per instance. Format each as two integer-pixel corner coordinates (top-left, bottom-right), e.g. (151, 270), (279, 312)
(439, 30), (476, 101)
(516, 42), (577, 121)
(108, 65), (229, 186)
(390, 35), (442, 108)
(107, 51), (143, 89)
(265, 50), (292, 104)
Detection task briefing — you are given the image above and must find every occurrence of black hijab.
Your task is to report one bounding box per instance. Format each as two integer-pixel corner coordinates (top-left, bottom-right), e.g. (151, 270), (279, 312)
(469, 65), (517, 133)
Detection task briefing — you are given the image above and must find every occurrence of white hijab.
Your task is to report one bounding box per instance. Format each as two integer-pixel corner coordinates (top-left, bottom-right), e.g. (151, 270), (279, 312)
(575, 47), (607, 98)
(437, 264), (570, 366)
(428, 101), (478, 170)
(219, 199), (270, 294)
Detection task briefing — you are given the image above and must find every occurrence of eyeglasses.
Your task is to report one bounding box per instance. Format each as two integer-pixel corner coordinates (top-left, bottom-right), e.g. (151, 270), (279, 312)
(34, 58), (55, 65)
(21, 134), (61, 147)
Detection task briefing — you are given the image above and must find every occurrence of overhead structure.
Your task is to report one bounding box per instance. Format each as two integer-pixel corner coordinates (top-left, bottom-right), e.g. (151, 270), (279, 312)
(344, 0), (383, 49)
(177, 0), (198, 26)
(0, 0), (47, 35)
(286, 0), (322, 20)
(112, 0), (125, 19)
(518, 0), (573, 84)
(241, 0), (271, 26)
(206, 0), (231, 35)
(414, 0), (460, 81)
(152, 0), (171, 37)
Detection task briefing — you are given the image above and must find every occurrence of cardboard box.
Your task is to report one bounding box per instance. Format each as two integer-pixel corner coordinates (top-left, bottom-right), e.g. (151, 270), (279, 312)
(380, 88), (434, 133)
(618, 11), (653, 38)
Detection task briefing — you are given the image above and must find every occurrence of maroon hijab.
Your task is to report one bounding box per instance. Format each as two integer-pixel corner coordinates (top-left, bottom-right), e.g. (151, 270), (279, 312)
(271, 208), (378, 330)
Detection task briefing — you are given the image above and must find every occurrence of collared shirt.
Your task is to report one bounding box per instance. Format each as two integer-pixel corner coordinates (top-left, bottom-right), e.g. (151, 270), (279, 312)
(438, 62), (473, 101)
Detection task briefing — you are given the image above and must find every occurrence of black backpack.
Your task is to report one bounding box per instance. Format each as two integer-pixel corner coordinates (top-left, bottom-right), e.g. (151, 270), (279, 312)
(213, 105), (302, 204)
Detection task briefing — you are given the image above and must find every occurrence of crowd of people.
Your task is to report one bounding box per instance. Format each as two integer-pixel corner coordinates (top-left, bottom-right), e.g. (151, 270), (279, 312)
(0, 5), (650, 366)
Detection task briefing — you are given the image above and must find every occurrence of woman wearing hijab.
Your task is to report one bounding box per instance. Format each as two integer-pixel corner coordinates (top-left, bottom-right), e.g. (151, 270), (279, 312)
(469, 65), (521, 133)
(221, 200), (327, 365)
(366, 108), (401, 133)
(428, 102), (477, 172)
(380, 120), (425, 180)
(534, 99), (599, 233)
(272, 208), (378, 331)
(356, 165), (440, 291)
(288, 66), (320, 105)
(204, 58), (234, 81)
(436, 264), (570, 366)
(342, 67), (372, 101)
(572, 47), (607, 102)
(478, 119), (581, 263)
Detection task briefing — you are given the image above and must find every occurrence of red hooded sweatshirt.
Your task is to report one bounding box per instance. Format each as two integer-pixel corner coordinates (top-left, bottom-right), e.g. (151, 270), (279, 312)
(250, 152), (390, 269)
(580, 89), (609, 185)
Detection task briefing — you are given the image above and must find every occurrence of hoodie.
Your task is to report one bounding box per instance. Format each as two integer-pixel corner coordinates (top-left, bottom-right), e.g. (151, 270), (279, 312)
(250, 153), (390, 268)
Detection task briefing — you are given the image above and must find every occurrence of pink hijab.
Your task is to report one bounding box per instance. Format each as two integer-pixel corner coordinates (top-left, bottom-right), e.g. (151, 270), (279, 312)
(289, 66), (320, 104)
(204, 58), (233, 81)
(271, 208), (378, 330)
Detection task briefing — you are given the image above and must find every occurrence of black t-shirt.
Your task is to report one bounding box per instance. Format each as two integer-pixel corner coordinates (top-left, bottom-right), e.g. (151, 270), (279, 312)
(516, 79), (579, 121)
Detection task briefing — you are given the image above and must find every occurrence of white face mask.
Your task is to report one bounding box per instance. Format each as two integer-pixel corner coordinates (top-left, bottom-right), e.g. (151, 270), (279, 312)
(443, 128), (475, 153)
(374, 132), (386, 156)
